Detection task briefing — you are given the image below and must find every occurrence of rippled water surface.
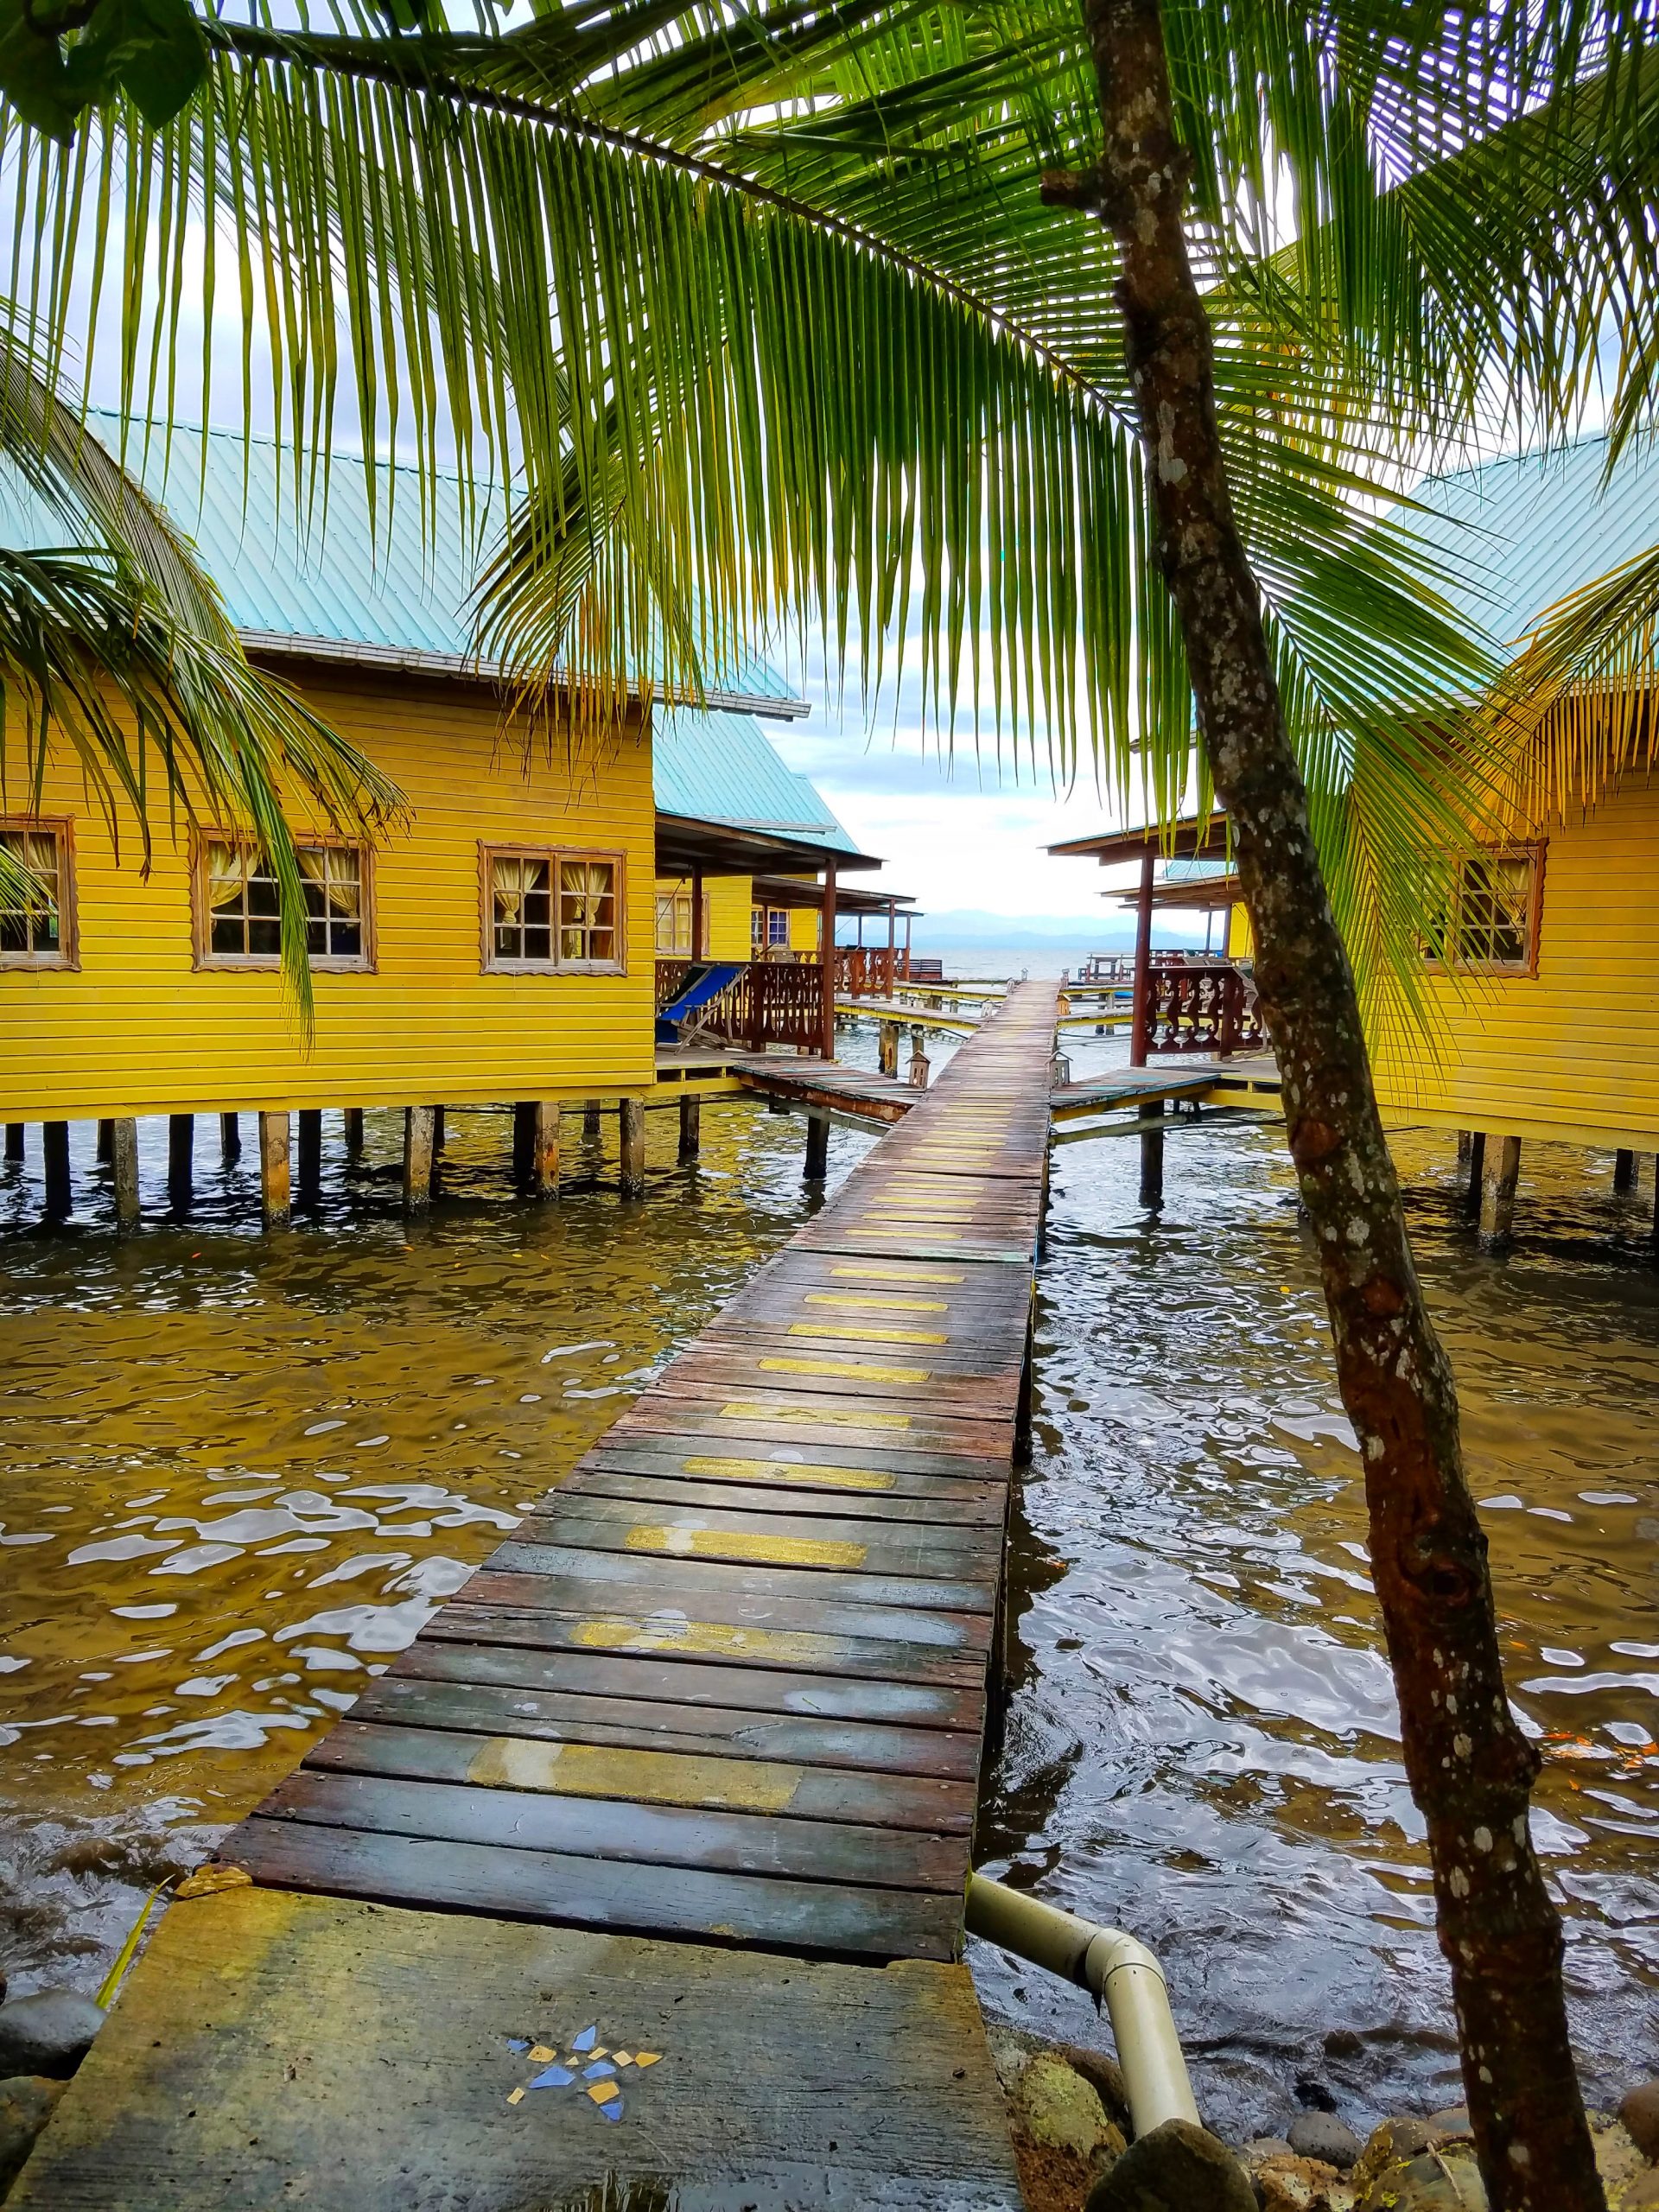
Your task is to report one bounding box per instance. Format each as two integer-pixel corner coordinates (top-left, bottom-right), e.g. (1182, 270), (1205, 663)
(3, 1029), (1656, 2145)
(976, 1031), (1659, 2134)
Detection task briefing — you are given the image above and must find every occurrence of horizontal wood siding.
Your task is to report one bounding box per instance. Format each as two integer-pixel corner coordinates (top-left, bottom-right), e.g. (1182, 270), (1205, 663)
(655, 874), (752, 961)
(1371, 779), (1659, 1147)
(0, 671), (657, 1117)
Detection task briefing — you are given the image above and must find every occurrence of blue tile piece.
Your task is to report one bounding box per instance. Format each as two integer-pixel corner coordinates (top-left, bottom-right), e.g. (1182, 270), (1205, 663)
(572, 2026), (598, 2052)
(598, 2100), (624, 2123)
(528, 2065), (575, 2090)
(582, 2062), (615, 2080)
(505, 2038), (531, 2054)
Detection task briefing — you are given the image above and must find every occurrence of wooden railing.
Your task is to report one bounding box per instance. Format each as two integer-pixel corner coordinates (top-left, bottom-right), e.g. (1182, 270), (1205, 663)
(1138, 963), (1265, 1057)
(834, 946), (911, 997)
(655, 958), (826, 1053)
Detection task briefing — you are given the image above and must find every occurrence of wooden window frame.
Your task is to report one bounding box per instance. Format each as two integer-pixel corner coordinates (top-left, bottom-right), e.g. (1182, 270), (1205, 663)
(1423, 841), (1546, 978)
(0, 814), (78, 971)
(480, 843), (627, 976)
(655, 881), (710, 958)
(190, 827), (377, 975)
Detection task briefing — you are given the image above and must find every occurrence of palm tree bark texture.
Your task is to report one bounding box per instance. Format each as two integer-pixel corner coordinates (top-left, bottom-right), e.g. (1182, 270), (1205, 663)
(1048, 3), (1605, 2206)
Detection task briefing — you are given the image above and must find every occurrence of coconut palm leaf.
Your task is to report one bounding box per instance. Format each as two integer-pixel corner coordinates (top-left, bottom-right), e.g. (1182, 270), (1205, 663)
(0, 327), (406, 1019)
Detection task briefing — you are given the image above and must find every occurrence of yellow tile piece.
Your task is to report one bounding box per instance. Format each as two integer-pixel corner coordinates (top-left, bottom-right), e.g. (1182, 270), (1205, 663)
(720, 1400), (912, 1428)
(467, 1736), (805, 1812)
(590, 2047), (609, 2060)
(787, 1323), (948, 1345)
(588, 2082), (620, 2106)
(613, 2052), (635, 2066)
(528, 2045), (555, 2063)
(634, 2052), (662, 2068)
(624, 1522), (868, 1568)
(759, 1356), (931, 1382)
(683, 1453), (896, 1491)
(506, 2087), (525, 2106)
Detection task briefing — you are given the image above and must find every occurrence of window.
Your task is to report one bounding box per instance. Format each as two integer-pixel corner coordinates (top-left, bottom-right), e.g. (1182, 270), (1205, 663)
(483, 849), (624, 973)
(1425, 844), (1543, 975)
(0, 819), (73, 969)
(197, 836), (371, 969)
(767, 907), (791, 948)
(656, 884), (710, 957)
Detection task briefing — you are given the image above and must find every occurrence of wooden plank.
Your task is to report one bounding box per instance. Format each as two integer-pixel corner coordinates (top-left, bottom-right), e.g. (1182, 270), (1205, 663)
(14, 1888), (1027, 2211)
(480, 1544), (998, 1618)
(524, 1497), (1001, 1573)
(602, 1402), (1016, 1466)
(258, 1765), (972, 1885)
(565, 1466), (1007, 1526)
(385, 1637), (986, 1729)
(340, 1676), (982, 1781)
(224, 1819), (964, 1960)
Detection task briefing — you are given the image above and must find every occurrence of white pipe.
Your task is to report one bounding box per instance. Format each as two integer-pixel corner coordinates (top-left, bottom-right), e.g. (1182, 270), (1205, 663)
(964, 1872), (1201, 2138)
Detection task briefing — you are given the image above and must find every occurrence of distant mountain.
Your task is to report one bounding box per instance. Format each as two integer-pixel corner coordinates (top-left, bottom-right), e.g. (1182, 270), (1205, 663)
(899, 909), (1196, 951)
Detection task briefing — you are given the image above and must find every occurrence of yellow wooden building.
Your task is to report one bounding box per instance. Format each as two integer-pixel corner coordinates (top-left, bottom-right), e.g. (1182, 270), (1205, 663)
(0, 416), (879, 1222)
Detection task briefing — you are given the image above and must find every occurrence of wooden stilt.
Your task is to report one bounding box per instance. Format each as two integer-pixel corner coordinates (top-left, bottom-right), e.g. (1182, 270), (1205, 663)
(433, 1106), (446, 1154)
(804, 1110), (830, 1181)
(1478, 1134), (1522, 1250)
(531, 1102), (560, 1199)
(879, 1021), (899, 1078)
(1614, 1147), (1636, 1192)
(1464, 1129), (1486, 1215)
(1653, 1160), (1659, 1253)
(297, 1109), (323, 1195)
(343, 1108), (364, 1160)
(96, 1118), (114, 1164)
(1456, 1128), (1471, 1175)
(42, 1121), (71, 1217)
(220, 1112), (242, 1166)
(619, 1097), (646, 1198)
(259, 1111), (290, 1229)
(111, 1118), (140, 1231)
(583, 1101), (602, 1141)
(1138, 1099), (1165, 1209)
(678, 1094), (701, 1161)
(167, 1115), (194, 1207)
(512, 1101), (535, 1187)
(4, 1122), (22, 1162)
(404, 1107), (436, 1213)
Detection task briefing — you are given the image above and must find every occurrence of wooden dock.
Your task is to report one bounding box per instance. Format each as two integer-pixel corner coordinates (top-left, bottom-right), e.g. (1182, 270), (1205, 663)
(15, 982), (1062, 2211)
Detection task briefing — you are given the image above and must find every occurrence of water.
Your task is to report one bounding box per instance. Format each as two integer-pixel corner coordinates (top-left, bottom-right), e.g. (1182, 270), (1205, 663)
(3, 1051), (1656, 2145)
(973, 1029), (1659, 2137)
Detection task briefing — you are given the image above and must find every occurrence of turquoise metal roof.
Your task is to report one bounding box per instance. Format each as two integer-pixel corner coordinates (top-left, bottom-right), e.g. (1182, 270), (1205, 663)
(1396, 431), (1659, 645)
(0, 411), (877, 855)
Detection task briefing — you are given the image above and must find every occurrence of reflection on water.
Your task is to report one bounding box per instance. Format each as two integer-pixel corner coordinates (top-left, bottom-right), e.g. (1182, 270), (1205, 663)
(3, 1037), (1656, 2146)
(0, 1097), (874, 1991)
(977, 1035), (1659, 2135)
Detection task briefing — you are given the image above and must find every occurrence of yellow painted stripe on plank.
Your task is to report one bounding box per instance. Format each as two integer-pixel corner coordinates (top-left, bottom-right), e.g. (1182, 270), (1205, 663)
(683, 1453), (897, 1491)
(851, 1226), (963, 1241)
(468, 1733), (804, 1813)
(720, 1400), (912, 1429)
(758, 1355), (932, 1382)
(805, 1294), (949, 1312)
(831, 1265), (966, 1284)
(787, 1322), (948, 1344)
(623, 1521), (868, 1568)
(570, 1612), (847, 1664)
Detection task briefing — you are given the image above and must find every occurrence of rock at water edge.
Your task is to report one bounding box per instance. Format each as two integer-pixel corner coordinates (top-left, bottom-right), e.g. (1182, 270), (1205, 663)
(0, 1994), (105, 2081)
(1288, 2113), (1364, 2171)
(1086, 2119), (1255, 2212)
(0, 2078), (67, 2196)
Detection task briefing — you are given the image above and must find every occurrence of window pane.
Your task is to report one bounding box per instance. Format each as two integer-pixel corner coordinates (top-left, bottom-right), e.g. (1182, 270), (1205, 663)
(248, 918), (281, 957)
(1, 828), (64, 957)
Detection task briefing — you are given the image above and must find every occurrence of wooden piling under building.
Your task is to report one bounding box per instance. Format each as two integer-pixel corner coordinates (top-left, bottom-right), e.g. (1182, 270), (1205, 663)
(13, 982), (1061, 2210)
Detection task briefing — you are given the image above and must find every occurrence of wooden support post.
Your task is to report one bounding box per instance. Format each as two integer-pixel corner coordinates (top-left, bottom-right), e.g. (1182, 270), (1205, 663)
(41, 1121), (71, 1216)
(619, 1097), (646, 1198)
(296, 1109), (323, 1196)
(530, 1102), (560, 1199)
(4, 1122), (22, 1162)
(96, 1118), (114, 1164)
(259, 1111), (290, 1228)
(111, 1117), (140, 1231)
(583, 1100), (602, 1141)
(879, 1021), (899, 1078)
(1478, 1134), (1522, 1251)
(404, 1106), (436, 1213)
(167, 1114), (194, 1207)
(1464, 1129), (1486, 1215)
(1653, 1160), (1659, 1254)
(1615, 1147), (1636, 1192)
(820, 859), (837, 1060)
(343, 1108), (364, 1160)
(678, 1094), (701, 1161)
(804, 1110), (830, 1181)
(1128, 844), (1155, 1069)
(1138, 1099), (1165, 1209)
(220, 1112), (242, 1166)
(1456, 1129), (1471, 1176)
(512, 1100), (535, 1187)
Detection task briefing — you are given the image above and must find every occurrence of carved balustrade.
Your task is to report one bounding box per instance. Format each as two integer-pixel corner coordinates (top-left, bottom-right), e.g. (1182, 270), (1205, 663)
(1136, 963), (1264, 1057)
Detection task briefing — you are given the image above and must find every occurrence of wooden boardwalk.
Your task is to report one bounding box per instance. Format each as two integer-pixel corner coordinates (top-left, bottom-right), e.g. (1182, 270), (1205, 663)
(16, 982), (1061, 2210)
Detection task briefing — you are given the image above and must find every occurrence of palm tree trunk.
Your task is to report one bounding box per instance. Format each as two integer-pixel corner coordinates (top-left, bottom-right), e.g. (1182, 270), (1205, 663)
(1065, 4), (1603, 2206)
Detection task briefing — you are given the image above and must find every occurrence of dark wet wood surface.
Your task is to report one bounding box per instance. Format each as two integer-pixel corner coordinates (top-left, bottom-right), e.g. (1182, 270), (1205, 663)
(211, 983), (1059, 1960)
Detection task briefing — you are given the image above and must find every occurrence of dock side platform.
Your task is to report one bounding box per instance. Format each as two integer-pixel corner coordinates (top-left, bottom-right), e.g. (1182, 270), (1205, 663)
(14, 984), (1063, 2211)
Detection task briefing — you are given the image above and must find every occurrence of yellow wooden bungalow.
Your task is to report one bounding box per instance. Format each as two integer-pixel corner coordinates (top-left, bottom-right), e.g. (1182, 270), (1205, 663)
(1051, 430), (1659, 1243)
(0, 416), (887, 1227)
